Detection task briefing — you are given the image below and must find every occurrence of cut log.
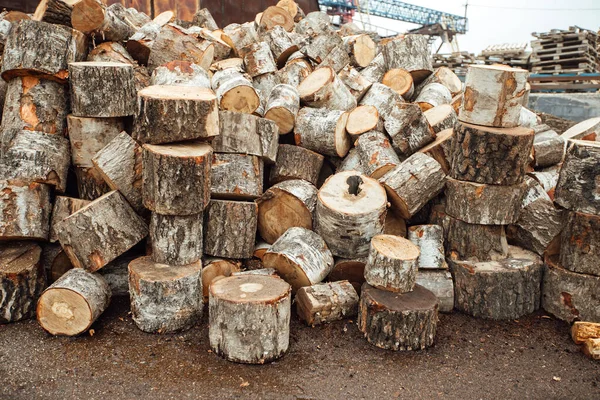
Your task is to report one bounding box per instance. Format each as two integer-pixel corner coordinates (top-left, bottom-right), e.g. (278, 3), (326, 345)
(379, 153), (446, 219)
(71, 0), (135, 42)
(358, 283), (438, 351)
(572, 322), (600, 345)
(133, 85), (219, 144)
(450, 245), (543, 320)
(142, 142), (212, 215)
(423, 104), (457, 134)
(337, 147), (364, 174)
(253, 72), (280, 114)
(416, 66), (462, 97)
(533, 128), (565, 168)
(204, 200), (258, 259)
(202, 258), (241, 302)
(147, 24), (214, 72)
(561, 117), (600, 142)
(56, 191), (148, 272)
(43, 244), (73, 284)
(300, 33), (342, 64)
(149, 212), (203, 266)
(528, 165), (560, 200)
(260, 6), (294, 32)
(416, 270), (453, 313)
(1, 20), (87, 83)
(355, 130), (400, 179)
(317, 45), (350, 73)
(49, 196), (91, 243)
(554, 140), (600, 215)
(192, 8), (218, 30)
(414, 82), (452, 112)
(408, 224), (447, 270)
(186, 26), (232, 62)
(277, 56), (312, 87)
(296, 281), (358, 325)
(364, 234), (419, 293)
(449, 121), (534, 185)
(559, 211), (600, 276)
(359, 83), (404, 121)
(87, 41), (150, 91)
(520, 107), (539, 128)
(33, 0), (75, 27)
(221, 22), (258, 57)
(126, 19), (166, 66)
(0, 181), (51, 241)
(346, 105), (380, 139)
(315, 171), (387, 258)
(583, 338), (600, 360)
(269, 144), (324, 186)
(360, 52), (386, 84)
(211, 153), (263, 200)
(417, 128), (453, 173)
(264, 84), (300, 134)
(0, 242), (45, 323)
(338, 65), (372, 101)
(277, 0), (304, 22)
(212, 69), (260, 114)
(260, 25), (298, 67)
(69, 61), (137, 118)
(343, 34), (376, 68)
(298, 66), (356, 111)
(263, 227), (334, 291)
(0, 129), (70, 192)
(1, 76), (68, 135)
(328, 257), (366, 293)
(257, 118), (279, 163)
(67, 115), (124, 167)
(209, 275), (291, 364)
(128, 256), (203, 334)
(257, 179), (317, 244)
(109, 4), (149, 29)
(294, 107), (351, 157)
(385, 103), (436, 157)
(210, 57), (244, 73)
(295, 11), (332, 36)
(382, 68), (414, 99)
(382, 35), (432, 84)
(37, 268), (110, 336)
(92, 132), (143, 213)
(243, 42), (277, 77)
(459, 64), (528, 128)
(74, 166), (110, 200)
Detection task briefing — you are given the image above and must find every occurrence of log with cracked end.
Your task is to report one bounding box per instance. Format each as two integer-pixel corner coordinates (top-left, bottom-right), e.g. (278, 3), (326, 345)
(296, 281), (359, 326)
(269, 144), (324, 186)
(67, 115), (124, 168)
(204, 200), (258, 259)
(423, 104), (457, 134)
(201, 258), (242, 302)
(343, 34), (376, 68)
(0, 180), (51, 241)
(209, 275), (291, 364)
(147, 24), (214, 72)
(571, 322), (600, 345)
(150, 60), (211, 87)
(71, 0), (135, 42)
(263, 227), (334, 291)
(211, 153), (264, 200)
(128, 257), (203, 334)
(358, 283), (438, 351)
(364, 234), (420, 293)
(417, 128), (454, 173)
(257, 179), (318, 244)
(385, 103), (436, 157)
(87, 41), (150, 91)
(382, 34), (433, 84)
(212, 69), (260, 114)
(416, 270), (454, 313)
(408, 224), (447, 270)
(338, 65), (372, 101)
(358, 82), (404, 121)
(49, 196), (91, 243)
(415, 66), (462, 97)
(264, 84), (300, 134)
(345, 105), (381, 140)
(298, 66), (356, 111)
(559, 211), (600, 277)
(37, 268), (111, 336)
(243, 41), (277, 77)
(355, 130), (400, 179)
(294, 107), (351, 158)
(382, 68), (414, 100)
(74, 166), (110, 201)
(149, 212), (203, 266)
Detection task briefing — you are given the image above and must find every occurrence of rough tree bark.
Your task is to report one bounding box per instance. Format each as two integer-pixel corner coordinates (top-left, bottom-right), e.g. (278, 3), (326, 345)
(298, 66), (356, 111)
(360, 52), (386, 84)
(211, 153), (263, 200)
(71, 0), (135, 42)
(74, 166), (110, 201)
(559, 211), (600, 276)
(269, 144), (324, 186)
(87, 41), (150, 91)
(67, 115), (124, 168)
(243, 41), (277, 77)
(49, 196), (91, 243)
(203, 200), (258, 259)
(382, 35), (432, 83)
(0, 181), (51, 241)
(364, 234), (420, 293)
(294, 108), (351, 157)
(264, 84), (300, 134)
(150, 60), (211, 88)
(385, 103), (436, 157)
(355, 130), (400, 179)
(416, 270), (454, 313)
(408, 224), (447, 270)
(423, 104), (457, 134)
(296, 281), (359, 325)
(339, 65), (373, 101)
(414, 83), (452, 112)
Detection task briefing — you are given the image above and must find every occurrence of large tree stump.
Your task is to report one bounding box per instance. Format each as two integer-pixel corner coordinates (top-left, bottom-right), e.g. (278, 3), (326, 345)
(69, 61), (137, 118)
(147, 24), (214, 72)
(212, 69), (260, 114)
(414, 83), (452, 112)
(142, 142), (212, 215)
(56, 191), (148, 272)
(257, 179), (317, 244)
(298, 66), (356, 111)
(424, 104), (457, 134)
(417, 128), (453, 173)
(204, 200), (258, 259)
(263, 227), (334, 291)
(150, 60), (210, 88)
(359, 82), (404, 121)
(201, 258), (241, 302)
(260, 25), (297, 67)
(211, 153), (263, 200)
(296, 281), (359, 325)
(328, 257), (366, 294)
(295, 107), (351, 157)
(416, 270), (453, 313)
(416, 66), (462, 97)
(559, 211), (600, 276)
(364, 234), (419, 293)
(74, 166), (110, 200)
(343, 34), (376, 68)
(243, 42), (277, 77)
(149, 213), (203, 266)
(385, 103), (436, 157)
(316, 171), (387, 258)
(1, 76), (68, 135)
(382, 35), (432, 84)
(49, 196), (91, 243)
(269, 144), (324, 186)
(133, 85), (219, 144)
(1, 20), (87, 83)
(0, 242), (45, 323)
(358, 283), (438, 351)
(67, 115), (124, 167)
(450, 245), (543, 320)
(339, 65), (373, 101)
(554, 140), (600, 215)
(459, 64), (528, 128)
(408, 224), (447, 270)
(128, 257), (203, 333)
(345, 105), (381, 140)
(449, 121), (534, 186)
(37, 268), (111, 336)
(382, 68), (414, 99)
(355, 130), (400, 179)
(264, 84), (300, 134)
(379, 153), (446, 219)
(0, 129), (70, 192)
(209, 275), (291, 364)
(71, 0), (135, 42)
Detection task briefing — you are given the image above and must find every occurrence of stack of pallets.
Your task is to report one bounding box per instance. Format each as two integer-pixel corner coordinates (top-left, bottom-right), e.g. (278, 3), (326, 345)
(477, 43), (530, 69)
(432, 52), (477, 77)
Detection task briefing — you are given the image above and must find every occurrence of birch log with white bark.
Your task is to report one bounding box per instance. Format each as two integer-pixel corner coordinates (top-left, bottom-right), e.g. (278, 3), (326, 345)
(414, 82), (452, 112)
(67, 115), (124, 167)
(0, 181), (50, 240)
(49, 196), (91, 243)
(364, 234), (420, 293)
(71, 0), (135, 42)
(296, 281), (358, 325)
(355, 130), (400, 179)
(382, 35), (433, 84)
(264, 84), (300, 134)
(339, 65), (372, 101)
(298, 66), (356, 111)
(423, 104), (457, 134)
(385, 103), (436, 157)
(359, 82), (404, 121)
(211, 153), (263, 200)
(204, 200), (258, 259)
(416, 270), (453, 313)
(295, 107), (351, 157)
(345, 105), (381, 140)
(150, 60), (211, 88)
(408, 224), (447, 270)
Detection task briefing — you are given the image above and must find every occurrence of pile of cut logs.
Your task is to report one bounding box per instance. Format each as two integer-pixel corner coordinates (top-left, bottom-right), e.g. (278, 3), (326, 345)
(0, 0), (599, 364)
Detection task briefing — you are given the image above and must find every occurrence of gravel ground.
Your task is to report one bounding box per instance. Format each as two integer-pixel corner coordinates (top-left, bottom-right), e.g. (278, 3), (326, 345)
(1, 297), (599, 400)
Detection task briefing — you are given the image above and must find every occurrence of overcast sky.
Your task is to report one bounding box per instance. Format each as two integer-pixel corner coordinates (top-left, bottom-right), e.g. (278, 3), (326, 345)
(350, 0), (600, 54)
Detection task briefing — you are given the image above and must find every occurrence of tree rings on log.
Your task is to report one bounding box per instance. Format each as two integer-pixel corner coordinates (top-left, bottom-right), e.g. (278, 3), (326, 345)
(209, 275), (291, 364)
(212, 69), (260, 114)
(296, 280), (359, 326)
(358, 283), (438, 351)
(71, 0), (135, 42)
(345, 105), (380, 139)
(408, 224), (447, 270)
(416, 270), (454, 313)
(364, 234), (419, 293)
(343, 34), (376, 68)
(259, 6), (294, 32)
(211, 153), (263, 200)
(269, 144), (324, 186)
(128, 257), (203, 334)
(149, 213), (203, 266)
(382, 34), (432, 84)
(203, 200), (258, 259)
(382, 68), (414, 99)
(559, 211), (600, 276)
(355, 130), (400, 179)
(295, 108), (350, 157)
(298, 66), (356, 111)
(0, 180), (51, 240)
(67, 115), (124, 167)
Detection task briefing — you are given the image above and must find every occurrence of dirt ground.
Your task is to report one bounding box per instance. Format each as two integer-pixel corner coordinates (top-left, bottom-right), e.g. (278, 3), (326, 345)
(1, 297), (599, 400)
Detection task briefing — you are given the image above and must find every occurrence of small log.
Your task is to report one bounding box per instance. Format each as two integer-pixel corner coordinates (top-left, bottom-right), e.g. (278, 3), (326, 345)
(583, 338), (600, 360)
(301, 33), (342, 64)
(74, 166), (110, 200)
(211, 153), (263, 200)
(277, 56), (312, 87)
(346, 105), (381, 140)
(204, 200), (258, 259)
(192, 8), (218, 30)
(264, 84), (300, 134)
(343, 34), (376, 68)
(1, 20), (87, 83)
(87, 41), (150, 91)
(1, 76), (68, 135)
(415, 66), (462, 97)
(364, 234), (419, 293)
(209, 275), (291, 364)
(337, 147), (364, 174)
(379, 153), (446, 219)
(259, 6), (294, 32)
(315, 171), (387, 258)
(571, 321), (600, 345)
(56, 191), (148, 272)
(49, 196), (91, 243)
(561, 117), (600, 142)
(408, 224), (447, 270)
(528, 165), (560, 200)
(269, 144), (324, 186)
(71, 0), (135, 42)
(338, 65), (372, 101)
(414, 82), (452, 112)
(202, 258), (241, 302)
(277, 0), (304, 22)
(221, 22), (258, 56)
(253, 72), (280, 114)
(423, 104), (457, 134)
(243, 42), (277, 77)
(296, 281), (359, 325)
(358, 283), (438, 351)
(328, 258), (366, 293)
(126, 18), (168, 65)
(449, 121), (534, 186)
(459, 64), (528, 128)
(385, 103), (436, 157)
(69, 61), (137, 118)
(110, 5), (149, 29)
(418, 128), (453, 173)
(559, 211), (600, 277)
(554, 140), (600, 215)
(263, 227), (334, 291)
(260, 25), (298, 67)
(212, 69), (260, 114)
(150, 212), (204, 266)
(359, 82), (404, 121)
(450, 245), (543, 320)
(133, 85), (219, 144)
(382, 35), (432, 83)
(297, 66), (356, 111)
(294, 107), (351, 157)
(33, 0), (75, 27)
(147, 24), (214, 72)
(317, 45), (350, 73)
(210, 58), (244, 73)
(257, 179), (317, 244)
(533, 128), (565, 168)
(360, 52), (386, 83)
(355, 130), (400, 179)
(37, 268), (111, 336)
(129, 257), (203, 334)
(67, 115), (124, 167)
(382, 68), (414, 99)
(416, 270), (453, 313)
(187, 26), (232, 62)
(142, 142), (212, 215)
(295, 11), (332, 35)
(0, 242), (45, 323)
